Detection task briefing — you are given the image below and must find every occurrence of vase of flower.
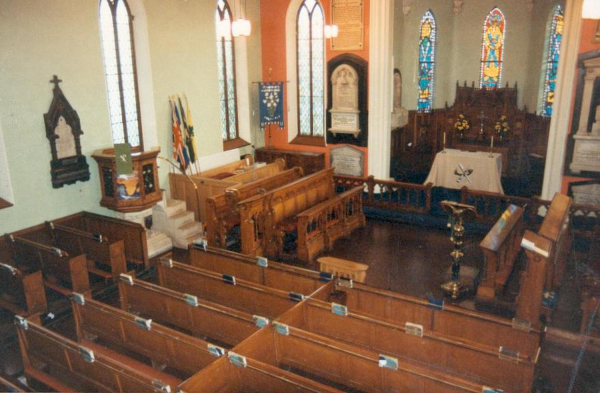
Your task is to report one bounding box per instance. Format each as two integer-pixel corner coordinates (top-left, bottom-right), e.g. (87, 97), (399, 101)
(494, 115), (510, 141)
(454, 114), (470, 140)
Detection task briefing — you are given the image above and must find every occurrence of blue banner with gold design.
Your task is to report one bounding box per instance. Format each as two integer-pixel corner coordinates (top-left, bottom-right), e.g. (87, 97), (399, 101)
(259, 82), (284, 130)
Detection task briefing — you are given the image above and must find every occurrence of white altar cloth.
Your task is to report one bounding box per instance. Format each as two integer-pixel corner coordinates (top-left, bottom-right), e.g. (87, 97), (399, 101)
(424, 149), (504, 194)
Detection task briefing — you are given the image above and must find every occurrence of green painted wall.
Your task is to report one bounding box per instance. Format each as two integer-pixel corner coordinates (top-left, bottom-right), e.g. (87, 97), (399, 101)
(393, 0), (565, 111)
(0, 0), (262, 234)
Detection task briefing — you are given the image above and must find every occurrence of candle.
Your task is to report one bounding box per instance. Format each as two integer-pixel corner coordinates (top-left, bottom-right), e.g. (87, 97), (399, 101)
(443, 132), (446, 146)
(491, 135), (494, 149)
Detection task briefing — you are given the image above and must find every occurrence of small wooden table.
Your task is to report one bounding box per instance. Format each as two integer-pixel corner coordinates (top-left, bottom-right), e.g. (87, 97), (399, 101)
(317, 257), (369, 283)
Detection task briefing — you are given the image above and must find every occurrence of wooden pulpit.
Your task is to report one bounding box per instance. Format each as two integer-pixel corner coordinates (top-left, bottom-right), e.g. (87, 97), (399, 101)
(92, 147), (162, 213)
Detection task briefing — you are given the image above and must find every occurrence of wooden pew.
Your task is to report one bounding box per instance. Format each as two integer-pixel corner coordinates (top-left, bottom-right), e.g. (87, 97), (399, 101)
(205, 166), (304, 248)
(0, 263), (47, 316)
(188, 245), (329, 296)
(56, 211), (149, 269)
(15, 315), (181, 393)
(47, 222), (128, 281)
(156, 259), (299, 319)
(232, 325), (486, 392)
(178, 355), (341, 393)
(224, 158), (285, 183)
(169, 155), (258, 223)
(476, 204), (525, 305)
(278, 298), (531, 392)
(7, 235), (90, 297)
(311, 280), (541, 368)
(0, 375), (31, 392)
(118, 274), (259, 347)
(71, 294), (220, 378)
(296, 185), (365, 262)
(537, 193), (572, 292)
(238, 168), (335, 258)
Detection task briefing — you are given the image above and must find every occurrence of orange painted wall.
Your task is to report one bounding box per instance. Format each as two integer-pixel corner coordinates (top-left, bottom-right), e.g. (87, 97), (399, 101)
(561, 19), (600, 194)
(260, 0), (370, 175)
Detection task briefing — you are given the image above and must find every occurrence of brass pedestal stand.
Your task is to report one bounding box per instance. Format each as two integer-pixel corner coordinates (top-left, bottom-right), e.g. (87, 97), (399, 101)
(440, 201), (477, 300)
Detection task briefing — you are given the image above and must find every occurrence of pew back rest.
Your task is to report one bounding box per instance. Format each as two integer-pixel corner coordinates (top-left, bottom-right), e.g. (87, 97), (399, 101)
(118, 277), (258, 346)
(72, 296), (217, 377)
(16, 317), (180, 393)
(60, 212), (148, 269)
(197, 155), (254, 178)
(156, 260), (298, 319)
(0, 264), (47, 315)
(538, 193), (572, 290)
(224, 158), (286, 184)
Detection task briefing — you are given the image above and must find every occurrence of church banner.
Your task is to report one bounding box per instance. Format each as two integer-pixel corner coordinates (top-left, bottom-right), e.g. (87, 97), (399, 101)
(259, 82), (285, 130)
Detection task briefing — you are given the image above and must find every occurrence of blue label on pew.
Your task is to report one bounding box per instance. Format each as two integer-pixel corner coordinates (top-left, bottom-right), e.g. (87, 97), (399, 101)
(79, 346), (95, 363)
(0, 263), (18, 276)
(119, 274), (134, 285)
(319, 272), (334, 282)
(228, 352), (247, 368)
(332, 303), (348, 316)
(71, 292), (85, 305)
(498, 346), (519, 362)
(14, 316), (27, 330)
(51, 247), (64, 257)
(253, 315), (269, 328)
(427, 297), (444, 310)
(135, 317), (152, 331)
(92, 233), (103, 243)
(193, 239), (208, 251)
(152, 379), (171, 393)
(289, 292), (305, 302)
(482, 388), (504, 393)
(222, 274), (236, 285)
(207, 344), (226, 358)
(378, 354), (398, 370)
(273, 322), (290, 336)
(183, 294), (198, 307)
(256, 256), (268, 268)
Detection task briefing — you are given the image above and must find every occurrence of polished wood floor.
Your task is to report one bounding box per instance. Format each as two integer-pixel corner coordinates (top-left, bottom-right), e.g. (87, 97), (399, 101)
(0, 217), (598, 392)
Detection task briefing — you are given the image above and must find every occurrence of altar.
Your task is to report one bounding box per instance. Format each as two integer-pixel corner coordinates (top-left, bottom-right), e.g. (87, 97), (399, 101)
(424, 149), (504, 194)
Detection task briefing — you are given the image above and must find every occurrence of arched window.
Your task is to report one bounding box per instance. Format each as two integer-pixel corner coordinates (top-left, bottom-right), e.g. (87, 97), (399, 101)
(215, 0), (239, 146)
(480, 7), (506, 89)
(99, 0), (143, 149)
(297, 0), (325, 139)
(417, 10), (436, 112)
(541, 5), (564, 117)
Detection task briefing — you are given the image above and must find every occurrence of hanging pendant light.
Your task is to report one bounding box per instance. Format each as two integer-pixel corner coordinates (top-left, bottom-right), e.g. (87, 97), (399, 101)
(232, 0), (251, 37)
(582, 0), (600, 20)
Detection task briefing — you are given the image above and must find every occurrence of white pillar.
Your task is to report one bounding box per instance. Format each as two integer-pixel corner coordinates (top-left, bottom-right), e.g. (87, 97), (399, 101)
(541, 0), (584, 199)
(368, 0), (394, 180)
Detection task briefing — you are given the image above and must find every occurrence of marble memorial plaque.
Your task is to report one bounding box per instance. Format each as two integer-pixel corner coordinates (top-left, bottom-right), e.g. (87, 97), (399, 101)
(332, 112), (358, 130)
(330, 145), (364, 177)
(572, 183), (600, 206)
(329, 64), (361, 137)
(570, 137), (600, 173)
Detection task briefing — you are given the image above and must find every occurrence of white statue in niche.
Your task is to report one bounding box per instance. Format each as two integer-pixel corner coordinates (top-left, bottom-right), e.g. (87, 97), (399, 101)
(329, 64), (361, 138)
(54, 116), (76, 159)
(391, 68), (409, 129)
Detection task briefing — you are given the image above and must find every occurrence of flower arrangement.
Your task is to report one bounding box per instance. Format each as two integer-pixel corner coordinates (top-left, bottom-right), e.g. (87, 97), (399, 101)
(494, 115), (510, 140)
(454, 114), (470, 139)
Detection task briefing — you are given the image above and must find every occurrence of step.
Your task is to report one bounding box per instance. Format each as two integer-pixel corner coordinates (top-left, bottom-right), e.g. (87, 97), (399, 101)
(174, 221), (203, 240)
(146, 230), (173, 258)
(168, 210), (195, 228)
(172, 227), (204, 250)
(166, 198), (187, 216)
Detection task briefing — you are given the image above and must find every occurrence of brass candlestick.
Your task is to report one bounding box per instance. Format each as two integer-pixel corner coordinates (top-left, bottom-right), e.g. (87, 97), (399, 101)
(440, 201), (477, 300)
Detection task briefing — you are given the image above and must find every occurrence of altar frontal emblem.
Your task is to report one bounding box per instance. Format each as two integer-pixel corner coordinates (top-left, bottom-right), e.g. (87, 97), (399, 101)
(454, 163), (473, 184)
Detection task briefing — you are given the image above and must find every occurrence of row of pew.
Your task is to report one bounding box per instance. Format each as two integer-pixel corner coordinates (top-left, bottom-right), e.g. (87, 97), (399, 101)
(14, 242), (554, 392)
(178, 156), (366, 263)
(0, 211), (148, 318)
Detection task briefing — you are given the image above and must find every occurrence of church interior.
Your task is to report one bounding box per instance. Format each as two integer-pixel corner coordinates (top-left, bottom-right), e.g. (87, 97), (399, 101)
(1, 0), (600, 391)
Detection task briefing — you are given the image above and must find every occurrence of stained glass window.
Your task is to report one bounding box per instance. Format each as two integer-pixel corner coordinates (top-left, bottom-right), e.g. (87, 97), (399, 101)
(480, 8), (506, 89)
(542, 6), (564, 117)
(215, 0), (239, 143)
(99, 0), (142, 149)
(417, 10), (436, 112)
(297, 0), (324, 137)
